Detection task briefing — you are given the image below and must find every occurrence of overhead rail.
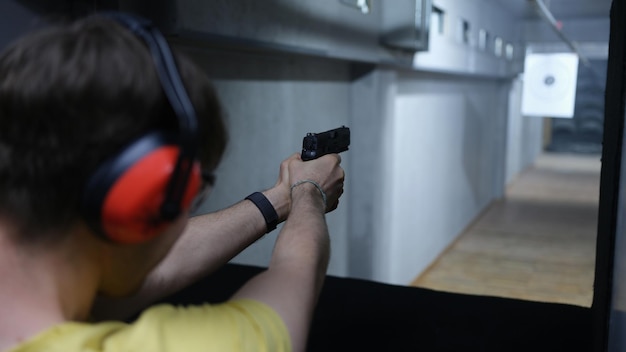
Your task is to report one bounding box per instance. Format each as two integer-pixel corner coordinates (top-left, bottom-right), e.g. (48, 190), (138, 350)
(531, 0), (591, 66)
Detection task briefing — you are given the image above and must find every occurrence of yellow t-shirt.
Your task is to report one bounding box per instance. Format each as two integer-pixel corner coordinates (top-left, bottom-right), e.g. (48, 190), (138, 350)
(8, 299), (291, 352)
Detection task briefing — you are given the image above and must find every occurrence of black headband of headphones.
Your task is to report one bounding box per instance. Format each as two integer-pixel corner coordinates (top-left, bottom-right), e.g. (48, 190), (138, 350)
(99, 12), (199, 220)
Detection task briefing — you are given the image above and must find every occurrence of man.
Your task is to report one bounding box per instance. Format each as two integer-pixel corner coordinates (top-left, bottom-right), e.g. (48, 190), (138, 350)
(0, 13), (344, 352)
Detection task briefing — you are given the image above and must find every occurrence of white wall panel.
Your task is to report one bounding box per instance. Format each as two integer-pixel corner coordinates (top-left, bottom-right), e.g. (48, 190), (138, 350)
(377, 73), (509, 285)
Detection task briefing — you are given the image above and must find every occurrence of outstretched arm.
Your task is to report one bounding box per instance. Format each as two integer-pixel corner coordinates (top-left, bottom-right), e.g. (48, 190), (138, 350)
(231, 154), (345, 352)
(91, 155), (295, 320)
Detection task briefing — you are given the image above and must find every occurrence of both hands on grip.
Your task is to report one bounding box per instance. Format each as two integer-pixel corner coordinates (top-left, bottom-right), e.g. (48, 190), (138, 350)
(280, 126), (350, 213)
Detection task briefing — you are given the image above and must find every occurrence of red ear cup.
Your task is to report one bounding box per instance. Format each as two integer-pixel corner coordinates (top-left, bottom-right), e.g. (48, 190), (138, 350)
(99, 146), (201, 244)
(82, 14), (203, 244)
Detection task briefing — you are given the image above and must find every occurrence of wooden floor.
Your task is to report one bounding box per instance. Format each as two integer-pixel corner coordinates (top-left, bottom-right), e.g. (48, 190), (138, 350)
(411, 153), (601, 307)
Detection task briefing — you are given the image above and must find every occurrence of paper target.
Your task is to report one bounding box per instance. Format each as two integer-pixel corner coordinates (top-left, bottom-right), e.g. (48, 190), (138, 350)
(521, 53), (579, 118)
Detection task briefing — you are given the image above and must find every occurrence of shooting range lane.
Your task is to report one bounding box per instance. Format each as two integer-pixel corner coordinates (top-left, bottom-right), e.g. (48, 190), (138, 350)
(412, 152), (600, 307)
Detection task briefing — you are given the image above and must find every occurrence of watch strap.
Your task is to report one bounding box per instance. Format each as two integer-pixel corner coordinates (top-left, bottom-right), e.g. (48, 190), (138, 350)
(245, 192), (279, 233)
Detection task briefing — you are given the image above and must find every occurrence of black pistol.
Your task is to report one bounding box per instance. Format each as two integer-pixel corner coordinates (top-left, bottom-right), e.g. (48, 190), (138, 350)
(301, 126), (350, 161)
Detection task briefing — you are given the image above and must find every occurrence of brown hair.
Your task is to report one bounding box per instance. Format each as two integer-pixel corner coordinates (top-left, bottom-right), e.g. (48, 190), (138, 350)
(0, 16), (227, 242)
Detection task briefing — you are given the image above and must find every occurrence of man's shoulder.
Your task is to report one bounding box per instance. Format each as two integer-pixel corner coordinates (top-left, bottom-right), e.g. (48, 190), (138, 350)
(9, 301), (291, 352)
(126, 300), (292, 351)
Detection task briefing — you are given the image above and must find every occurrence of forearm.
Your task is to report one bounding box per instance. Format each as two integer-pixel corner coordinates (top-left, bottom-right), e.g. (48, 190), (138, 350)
(153, 186), (290, 292)
(232, 183), (331, 351)
(92, 187), (289, 320)
(269, 187), (330, 294)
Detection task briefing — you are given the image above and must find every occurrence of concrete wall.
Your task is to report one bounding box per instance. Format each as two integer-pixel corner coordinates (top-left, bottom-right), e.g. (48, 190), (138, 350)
(415, 0), (524, 76)
(346, 67), (396, 280)
(174, 0), (529, 285)
(187, 51), (516, 285)
(375, 72), (510, 284)
(505, 75), (544, 185)
(183, 48), (353, 276)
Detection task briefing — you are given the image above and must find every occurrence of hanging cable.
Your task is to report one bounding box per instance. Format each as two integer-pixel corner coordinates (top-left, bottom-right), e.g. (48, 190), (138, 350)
(531, 0), (590, 66)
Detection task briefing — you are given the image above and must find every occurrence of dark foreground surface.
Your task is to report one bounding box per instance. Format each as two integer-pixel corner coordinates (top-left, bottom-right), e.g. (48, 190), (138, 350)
(156, 263), (592, 352)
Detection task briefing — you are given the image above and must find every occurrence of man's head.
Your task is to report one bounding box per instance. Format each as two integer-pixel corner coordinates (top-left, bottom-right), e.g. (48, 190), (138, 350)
(0, 14), (227, 270)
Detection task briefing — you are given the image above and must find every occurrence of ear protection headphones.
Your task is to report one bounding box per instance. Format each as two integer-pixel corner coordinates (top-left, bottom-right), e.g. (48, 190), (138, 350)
(81, 12), (201, 244)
